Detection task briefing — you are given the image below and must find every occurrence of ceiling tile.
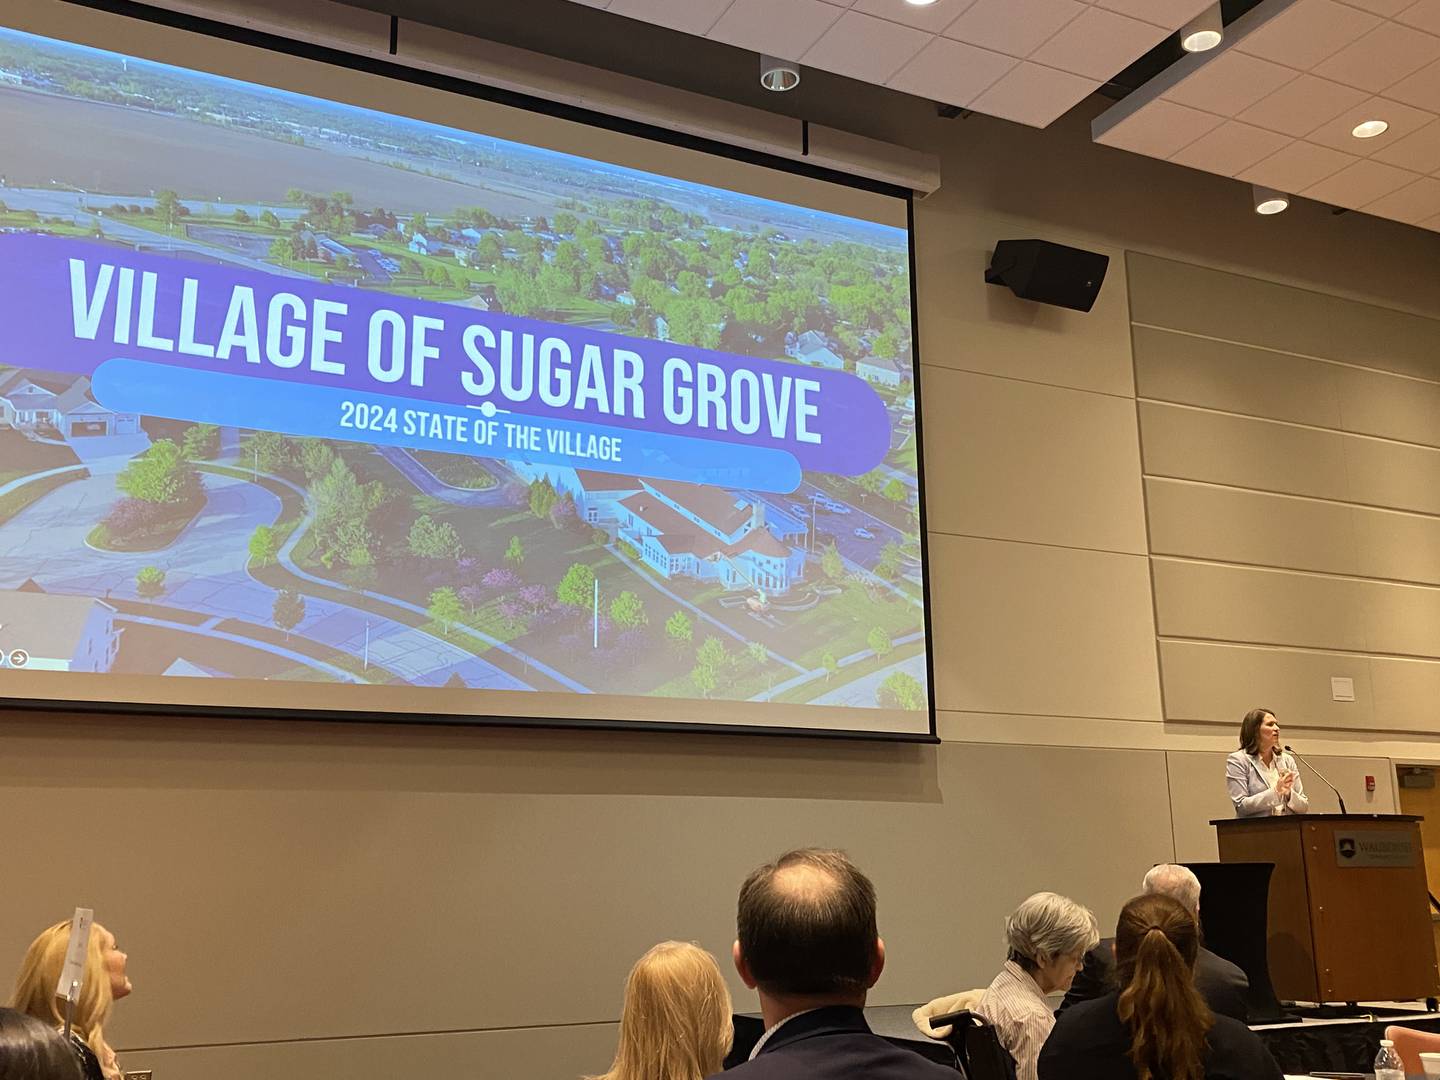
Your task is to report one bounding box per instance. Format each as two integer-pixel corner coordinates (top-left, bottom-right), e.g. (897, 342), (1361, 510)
(1304, 96), (1436, 155)
(1235, 0), (1382, 70)
(884, 36), (1018, 106)
(1093, 0), (1215, 24)
(1238, 140), (1358, 190)
(1363, 175), (1440, 221)
(1387, 57), (1440, 110)
(1167, 120), (1293, 176)
(1095, 99), (1226, 157)
(1313, 21), (1440, 93)
(942, 0), (1085, 59)
(1162, 50), (1299, 117)
(706, 0), (843, 59)
(603, 0), (731, 34)
(1301, 157), (1419, 207)
(1347, 0), (1423, 14)
(1237, 74), (1371, 137)
(967, 61), (1099, 126)
(801, 10), (931, 83)
(1029, 7), (1170, 80)
(1370, 117), (1440, 170)
(1397, 0), (1440, 34)
(850, 0), (978, 32)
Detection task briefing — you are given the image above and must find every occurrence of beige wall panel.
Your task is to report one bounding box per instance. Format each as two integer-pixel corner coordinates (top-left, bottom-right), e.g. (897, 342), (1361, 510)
(1342, 435), (1440, 516)
(1333, 365), (1440, 449)
(928, 535), (1161, 720)
(123, 1025), (621, 1080)
(1160, 639), (1375, 728)
(1358, 579), (1440, 660)
(1139, 403), (1351, 501)
(920, 367), (1146, 553)
(1355, 507), (1440, 587)
(1133, 326), (1343, 429)
(1153, 559), (1371, 654)
(1372, 657), (1440, 733)
(912, 209), (1134, 398)
(1127, 253), (1440, 382)
(1166, 750), (1397, 863)
(1145, 480), (1362, 577)
(0, 722), (1172, 1058)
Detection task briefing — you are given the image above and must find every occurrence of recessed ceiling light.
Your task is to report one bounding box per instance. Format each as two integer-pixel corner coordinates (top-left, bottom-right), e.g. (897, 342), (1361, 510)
(904, 0), (940, 5)
(1252, 184), (1290, 216)
(1351, 119), (1389, 139)
(759, 55), (800, 92)
(1180, 4), (1223, 52)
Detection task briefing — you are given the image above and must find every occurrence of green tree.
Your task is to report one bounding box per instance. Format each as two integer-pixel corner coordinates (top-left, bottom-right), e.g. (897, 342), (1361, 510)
(135, 565), (165, 599)
(268, 236), (296, 265)
(117, 439), (200, 505)
(154, 189), (182, 232)
(610, 590), (647, 630)
(428, 586), (464, 635)
(820, 543), (845, 582)
(247, 430), (291, 474)
(883, 478), (908, 503)
(529, 477), (558, 519)
(284, 187), (307, 205)
(248, 524), (279, 568)
(272, 589), (305, 640)
(180, 423), (219, 460)
(821, 651), (839, 682)
(696, 635), (729, 672)
(504, 535), (525, 569)
(877, 671), (925, 711)
(407, 514), (463, 560)
(296, 439), (337, 482)
(553, 211), (579, 235)
(259, 209), (281, 230)
(867, 626), (893, 658)
(746, 641), (768, 667)
(875, 542), (904, 582)
(311, 457), (382, 567)
(232, 207), (252, 225)
(691, 662), (717, 699)
(858, 470), (885, 496)
(666, 610), (694, 649)
(557, 562), (596, 609)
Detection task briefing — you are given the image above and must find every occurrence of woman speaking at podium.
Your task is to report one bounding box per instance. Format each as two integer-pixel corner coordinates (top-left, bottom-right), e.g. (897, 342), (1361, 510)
(1226, 708), (1310, 817)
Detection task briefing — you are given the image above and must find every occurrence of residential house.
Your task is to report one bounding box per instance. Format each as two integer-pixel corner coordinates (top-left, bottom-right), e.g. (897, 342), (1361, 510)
(0, 370), (139, 437)
(0, 590), (120, 673)
(790, 329), (844, 370)
(618, 479), (805, 596)
(857, 355), (904, 388)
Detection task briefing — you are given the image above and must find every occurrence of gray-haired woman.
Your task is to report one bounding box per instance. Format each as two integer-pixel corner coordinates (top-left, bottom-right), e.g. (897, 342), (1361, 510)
(974, 892), (1101, 1080)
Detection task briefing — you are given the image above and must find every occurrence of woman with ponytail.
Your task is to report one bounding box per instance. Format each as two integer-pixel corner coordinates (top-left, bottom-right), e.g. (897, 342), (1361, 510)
(1037, 895), (1281, 1080)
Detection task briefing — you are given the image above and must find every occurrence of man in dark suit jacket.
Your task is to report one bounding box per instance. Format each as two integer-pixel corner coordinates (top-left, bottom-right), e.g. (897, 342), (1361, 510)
(711, 848), (958, 1080)
(1057, 864), (1249, 1022)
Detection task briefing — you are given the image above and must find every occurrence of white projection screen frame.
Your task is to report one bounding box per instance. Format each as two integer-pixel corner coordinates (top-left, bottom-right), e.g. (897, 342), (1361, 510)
(0, 0), (936, 739)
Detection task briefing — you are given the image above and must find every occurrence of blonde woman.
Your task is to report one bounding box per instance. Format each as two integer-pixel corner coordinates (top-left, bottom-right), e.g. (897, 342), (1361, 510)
(587, 941), (733, 1080)
(9, 922), (132, 1080)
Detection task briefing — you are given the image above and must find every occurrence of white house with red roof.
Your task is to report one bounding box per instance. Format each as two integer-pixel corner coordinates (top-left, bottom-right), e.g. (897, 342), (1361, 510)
(617, 479), (805, 596)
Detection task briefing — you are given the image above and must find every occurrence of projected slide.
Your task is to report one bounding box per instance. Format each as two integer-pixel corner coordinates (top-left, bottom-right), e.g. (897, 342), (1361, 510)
(0, 21), (929, 732)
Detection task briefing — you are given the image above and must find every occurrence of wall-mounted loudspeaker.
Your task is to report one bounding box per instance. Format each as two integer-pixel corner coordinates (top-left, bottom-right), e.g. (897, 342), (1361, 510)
(985, 239), (1109, 313)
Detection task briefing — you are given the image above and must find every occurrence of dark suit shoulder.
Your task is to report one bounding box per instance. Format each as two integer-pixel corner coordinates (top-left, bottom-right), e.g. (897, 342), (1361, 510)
(717, 1032), (958, 1080)
(1205, 1015), (1284, 1079)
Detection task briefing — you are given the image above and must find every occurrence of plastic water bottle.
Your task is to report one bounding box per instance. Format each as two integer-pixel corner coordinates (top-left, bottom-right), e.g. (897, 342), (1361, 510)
(1375, 1038), (1405, 1080)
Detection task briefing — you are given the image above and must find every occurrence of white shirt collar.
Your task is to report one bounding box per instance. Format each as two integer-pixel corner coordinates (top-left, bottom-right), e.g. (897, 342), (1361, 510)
(748, 1008), (823, 1060)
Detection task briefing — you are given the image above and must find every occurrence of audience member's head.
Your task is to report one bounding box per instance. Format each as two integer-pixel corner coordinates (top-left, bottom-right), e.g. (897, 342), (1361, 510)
(1003, 892), (1100, 994)
(734, 848), (882, 1010)
(588, 942), (732, 1080)
(1114, 893), (1213, 1080)
(1141, 864), (1202, 918)
(0, 1008), (83, 1080)
(9, 921), (130, 1077)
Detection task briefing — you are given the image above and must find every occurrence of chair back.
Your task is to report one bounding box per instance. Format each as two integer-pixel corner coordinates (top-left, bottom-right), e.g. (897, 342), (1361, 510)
(932, 1010), (1017, 1080)
(1384, 1024), (1440, 1074)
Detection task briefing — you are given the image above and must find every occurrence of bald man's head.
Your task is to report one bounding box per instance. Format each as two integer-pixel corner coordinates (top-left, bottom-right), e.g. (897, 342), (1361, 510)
(736, 849), (878, 997)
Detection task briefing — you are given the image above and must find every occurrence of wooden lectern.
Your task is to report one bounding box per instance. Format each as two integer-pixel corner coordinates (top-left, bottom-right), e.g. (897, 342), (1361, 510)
(1212, 814), (1439, 1003)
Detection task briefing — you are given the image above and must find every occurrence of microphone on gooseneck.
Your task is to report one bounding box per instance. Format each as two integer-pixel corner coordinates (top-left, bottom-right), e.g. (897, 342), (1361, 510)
(1284, 744), (1348, 815)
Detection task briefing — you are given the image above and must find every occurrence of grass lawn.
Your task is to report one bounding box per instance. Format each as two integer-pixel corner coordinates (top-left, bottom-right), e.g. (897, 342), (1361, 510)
(773, 638), (927, 706)
(409, 452), (497, 490)
(0, 429), (81, 486)
(0, 470), (87, 527)
(785, 581), (923, 670)
(87, 493), (205, 552)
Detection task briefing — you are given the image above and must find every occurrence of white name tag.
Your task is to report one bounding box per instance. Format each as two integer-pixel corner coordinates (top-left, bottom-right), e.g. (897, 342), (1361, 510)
(55, 908), (93, 1002)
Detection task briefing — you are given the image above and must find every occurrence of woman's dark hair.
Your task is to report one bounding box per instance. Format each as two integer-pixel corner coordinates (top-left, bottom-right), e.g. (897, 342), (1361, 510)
(1114, 894), (1213, 1080)
(0, 1007), (84, 1080)
(1238, 708), (1275, 754)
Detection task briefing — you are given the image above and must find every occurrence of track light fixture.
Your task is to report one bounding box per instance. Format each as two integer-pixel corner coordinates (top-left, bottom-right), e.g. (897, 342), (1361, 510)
(1181, 4), (1224, 52)
(759, 55), (800, 92)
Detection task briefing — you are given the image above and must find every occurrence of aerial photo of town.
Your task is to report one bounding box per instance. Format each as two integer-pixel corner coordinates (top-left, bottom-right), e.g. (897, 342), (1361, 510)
(0, 25), (929, 715)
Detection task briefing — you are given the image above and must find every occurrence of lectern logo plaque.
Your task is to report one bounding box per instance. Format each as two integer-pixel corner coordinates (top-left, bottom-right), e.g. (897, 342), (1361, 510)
(1334, 830), (1415, 868)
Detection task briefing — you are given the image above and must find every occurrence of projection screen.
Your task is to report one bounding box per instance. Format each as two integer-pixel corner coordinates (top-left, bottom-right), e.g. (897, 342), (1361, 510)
(0, 0), (934, 737)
